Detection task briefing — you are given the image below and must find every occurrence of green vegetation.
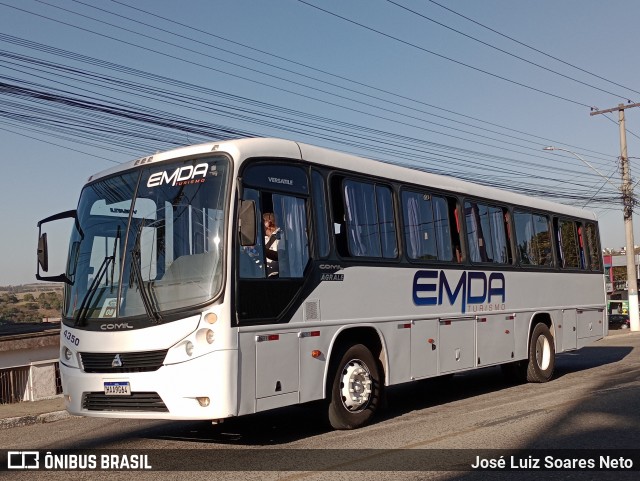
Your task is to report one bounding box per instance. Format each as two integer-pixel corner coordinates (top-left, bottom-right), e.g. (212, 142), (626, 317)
(0, 284), (63, 323)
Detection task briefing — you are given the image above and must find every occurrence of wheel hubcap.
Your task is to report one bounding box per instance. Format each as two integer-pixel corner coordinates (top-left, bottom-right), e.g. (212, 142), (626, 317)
(340, 359), (373, 412)
(535, 335), (551, 371)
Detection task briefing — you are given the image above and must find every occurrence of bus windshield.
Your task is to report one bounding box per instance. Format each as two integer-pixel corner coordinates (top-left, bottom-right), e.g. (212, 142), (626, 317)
(63, 156), (229, 323)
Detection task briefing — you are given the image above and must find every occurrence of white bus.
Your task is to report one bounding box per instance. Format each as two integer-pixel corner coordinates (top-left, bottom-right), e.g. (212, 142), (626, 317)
(37, 138), (606, 429)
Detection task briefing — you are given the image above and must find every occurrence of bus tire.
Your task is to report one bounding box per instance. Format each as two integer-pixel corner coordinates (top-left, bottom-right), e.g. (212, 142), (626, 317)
(328, 344), (382, 430)
(526, 323), (555, 383)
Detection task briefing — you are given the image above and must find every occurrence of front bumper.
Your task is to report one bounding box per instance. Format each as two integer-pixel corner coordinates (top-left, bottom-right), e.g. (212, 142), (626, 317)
(61, 349), (238, 420)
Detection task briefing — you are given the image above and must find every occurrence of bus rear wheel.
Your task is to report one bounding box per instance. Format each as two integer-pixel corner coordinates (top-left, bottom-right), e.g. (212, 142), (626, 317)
(526, 323), (555, 383)
(328, 344), (382, 430)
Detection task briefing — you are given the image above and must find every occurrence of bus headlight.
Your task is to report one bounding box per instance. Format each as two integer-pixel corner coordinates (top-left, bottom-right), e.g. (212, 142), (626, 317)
(185, 341), (194, 357)
(60, 346), (79, 368)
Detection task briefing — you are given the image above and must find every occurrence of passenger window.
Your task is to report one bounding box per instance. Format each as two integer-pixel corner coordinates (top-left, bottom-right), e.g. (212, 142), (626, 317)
(514, 211), (553, 266)
(402, 191), (453, 261)
(585, 223), (601, 270)
(343, 180), (397, 258)
(557, 219), (581, 269)
(464, 201), (511, 264)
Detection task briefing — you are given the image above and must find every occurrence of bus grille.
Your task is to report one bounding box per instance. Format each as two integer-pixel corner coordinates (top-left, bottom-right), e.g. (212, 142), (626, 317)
(79, 350), (167, 373)
(83, 392), (168, 412)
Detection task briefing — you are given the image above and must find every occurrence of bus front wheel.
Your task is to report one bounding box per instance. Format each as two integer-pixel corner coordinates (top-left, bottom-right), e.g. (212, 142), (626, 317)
(328, 344), (382, 430)
(526, 323), (555, 383)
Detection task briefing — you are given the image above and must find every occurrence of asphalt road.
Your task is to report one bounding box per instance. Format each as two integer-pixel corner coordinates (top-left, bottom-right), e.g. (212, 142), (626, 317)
(1, 330), (639, 481)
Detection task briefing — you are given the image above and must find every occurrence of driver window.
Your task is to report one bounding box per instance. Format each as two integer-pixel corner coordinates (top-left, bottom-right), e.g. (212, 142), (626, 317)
(239, 190), (310, 279)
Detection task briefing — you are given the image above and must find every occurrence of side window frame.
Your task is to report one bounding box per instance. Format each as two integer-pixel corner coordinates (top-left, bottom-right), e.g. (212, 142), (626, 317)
(237, 161), (311, 280)
(332, 176), (398, 260)
(514, 209), (554, 268)
(556, 217), (583, 270)
(585, 222), (602, 271)
(463, 199), (512, 265)
(401, 188), (456, 263)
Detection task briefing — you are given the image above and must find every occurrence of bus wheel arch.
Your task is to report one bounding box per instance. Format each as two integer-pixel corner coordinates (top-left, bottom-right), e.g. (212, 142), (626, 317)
(325, 327), (386, 430)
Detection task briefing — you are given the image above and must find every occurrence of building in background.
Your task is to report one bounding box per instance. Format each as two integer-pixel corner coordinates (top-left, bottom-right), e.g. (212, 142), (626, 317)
(603, 253), (640, 314)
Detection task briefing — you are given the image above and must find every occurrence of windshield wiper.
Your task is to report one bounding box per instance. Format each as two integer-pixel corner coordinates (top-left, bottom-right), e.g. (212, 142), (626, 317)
(109, 225), (120, 294)
(74, 227), (121, 326)
(129, 224), (162, 323)
(74, 254), (113, 327)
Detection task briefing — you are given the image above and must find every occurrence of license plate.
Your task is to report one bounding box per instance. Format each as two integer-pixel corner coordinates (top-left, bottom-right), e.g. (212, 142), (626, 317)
(104, 382), (131, 396)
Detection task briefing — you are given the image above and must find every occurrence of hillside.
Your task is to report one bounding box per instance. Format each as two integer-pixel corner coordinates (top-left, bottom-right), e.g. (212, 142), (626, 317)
(0, 284), (63, 323)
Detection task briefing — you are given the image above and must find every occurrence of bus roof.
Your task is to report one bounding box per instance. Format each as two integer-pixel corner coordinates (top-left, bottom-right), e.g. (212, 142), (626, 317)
(87, 137), (597, 221)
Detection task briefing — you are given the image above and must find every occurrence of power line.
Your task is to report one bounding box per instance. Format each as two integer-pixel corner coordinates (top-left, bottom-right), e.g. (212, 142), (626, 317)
(104, 0), (620, 162)
(600, 112), (640, 144)
(385, 0), (633, 102)
(1, 3), (617, 166)
(0, 43), (616, 182)
(0, 22), (617, 174)
(104, 0), (613, 161)
(0, 122), (124, 164)
(48, 0), (579, 157)
(0, 7), (622, 207)
(425, 0), (640, 99)
(0, 56), (618, 206)
(295, 0), (595, 109)
(39, 0), (600, 163)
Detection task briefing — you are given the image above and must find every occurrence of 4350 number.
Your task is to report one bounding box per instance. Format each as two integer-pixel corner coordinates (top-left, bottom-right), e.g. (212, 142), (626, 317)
(63, 330), (80, 346)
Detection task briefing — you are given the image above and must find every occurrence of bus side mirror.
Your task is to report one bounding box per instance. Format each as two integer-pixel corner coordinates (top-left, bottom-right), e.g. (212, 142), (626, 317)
(238, 200), (257, 247)
(37, 233), (49, 272)
(36, 209), (77, 284)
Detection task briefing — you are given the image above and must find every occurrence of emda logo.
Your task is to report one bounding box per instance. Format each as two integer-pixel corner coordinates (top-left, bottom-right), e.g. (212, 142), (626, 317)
(413, 270), (505, 314)
(147, 163), (209, 187)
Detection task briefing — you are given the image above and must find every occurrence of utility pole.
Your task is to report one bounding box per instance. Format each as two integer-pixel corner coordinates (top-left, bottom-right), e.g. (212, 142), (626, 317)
(591, 102), (640, 332)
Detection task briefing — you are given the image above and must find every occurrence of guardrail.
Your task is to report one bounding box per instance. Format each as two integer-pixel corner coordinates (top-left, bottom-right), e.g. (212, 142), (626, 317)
(0, 361), (62, 404)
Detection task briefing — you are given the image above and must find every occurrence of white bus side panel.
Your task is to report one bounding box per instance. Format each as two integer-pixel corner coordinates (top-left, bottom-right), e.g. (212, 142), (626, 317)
(476, 314), (514, 367)
(410, 320), (438, 379)
(235, 266), (604, 414)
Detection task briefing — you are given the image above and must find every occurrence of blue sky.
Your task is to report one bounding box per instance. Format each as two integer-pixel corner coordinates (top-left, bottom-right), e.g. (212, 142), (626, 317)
(1, 0), (639, 285)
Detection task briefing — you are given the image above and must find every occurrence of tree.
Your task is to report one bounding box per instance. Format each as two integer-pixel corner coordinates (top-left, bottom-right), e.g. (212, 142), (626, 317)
(612, 266), (627, 282)
(0, 293), (18, 304)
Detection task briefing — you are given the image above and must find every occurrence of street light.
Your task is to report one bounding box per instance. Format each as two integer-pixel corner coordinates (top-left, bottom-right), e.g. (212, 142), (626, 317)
(543, 147), (620, 192)
(543, 146), (640, 332)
